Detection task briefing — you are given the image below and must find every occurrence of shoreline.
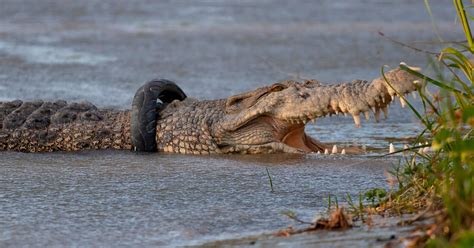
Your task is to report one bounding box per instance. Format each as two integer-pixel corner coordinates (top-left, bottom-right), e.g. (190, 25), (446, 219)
(198, 214), (432, 247)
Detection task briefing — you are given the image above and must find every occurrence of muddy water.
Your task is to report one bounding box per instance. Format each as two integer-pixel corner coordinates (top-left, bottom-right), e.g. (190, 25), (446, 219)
(1, 152), (396, 246)
(0, 0), (459, 247)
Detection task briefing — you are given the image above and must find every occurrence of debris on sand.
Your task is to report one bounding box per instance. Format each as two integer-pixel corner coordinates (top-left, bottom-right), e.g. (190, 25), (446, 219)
(276, 208), (352, 237)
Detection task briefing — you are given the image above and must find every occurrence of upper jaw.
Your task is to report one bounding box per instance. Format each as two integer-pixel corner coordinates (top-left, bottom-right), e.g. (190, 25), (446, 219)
(273, 67), (421, 128)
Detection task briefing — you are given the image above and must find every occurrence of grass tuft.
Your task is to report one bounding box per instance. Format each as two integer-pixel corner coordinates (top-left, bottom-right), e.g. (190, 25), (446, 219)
(374, 1), (474, 245)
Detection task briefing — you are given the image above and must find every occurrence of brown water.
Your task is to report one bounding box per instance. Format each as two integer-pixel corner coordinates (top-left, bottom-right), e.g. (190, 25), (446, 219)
(0, 0), (460, 246)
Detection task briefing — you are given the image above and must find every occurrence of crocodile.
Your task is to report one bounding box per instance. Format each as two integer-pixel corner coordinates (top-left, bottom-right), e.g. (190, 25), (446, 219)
(0, 65), (421, 154)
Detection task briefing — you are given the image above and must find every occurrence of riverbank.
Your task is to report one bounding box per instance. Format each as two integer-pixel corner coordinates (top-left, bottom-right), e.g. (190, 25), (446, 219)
(199, 213), (433, 247)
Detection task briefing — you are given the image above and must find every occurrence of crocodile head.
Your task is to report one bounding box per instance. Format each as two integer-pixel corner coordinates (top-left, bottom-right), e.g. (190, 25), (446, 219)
(214, 65), (421, 154)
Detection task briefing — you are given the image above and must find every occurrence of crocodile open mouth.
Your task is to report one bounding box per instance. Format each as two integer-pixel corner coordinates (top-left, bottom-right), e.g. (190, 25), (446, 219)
(239, 115), (368, 154)
(231, 116), (327, 153)
(280, 125), (325, 152)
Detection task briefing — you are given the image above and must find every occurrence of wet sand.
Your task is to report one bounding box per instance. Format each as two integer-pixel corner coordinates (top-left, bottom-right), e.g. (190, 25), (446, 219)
(200, 215), (421, 248)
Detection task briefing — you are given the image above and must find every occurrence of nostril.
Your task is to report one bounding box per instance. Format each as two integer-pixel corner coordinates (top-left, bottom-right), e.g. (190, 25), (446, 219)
(299, 92), (310, 99)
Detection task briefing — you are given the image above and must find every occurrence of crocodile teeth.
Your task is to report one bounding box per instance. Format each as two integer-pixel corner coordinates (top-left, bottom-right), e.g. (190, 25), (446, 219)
(352, 114), (361, 128)
(412, 92), (417, 99)
(324, 149), (329, 155)
(311, 119), (316, 124)
(364, 111), (370, 121)
(341, 149), (346, 155)
(413, 80), (420, 85)
(389, 143), (395, 153)
(331, 145), (338, 154)
(400, 62), (421, 71)
(317, 151), (321, 154)
(374, 108), (380, 122)
(391, 95), (395, 101)
(403, 144), (409, 154)
(399, 97), (406, 108)
(382, 106), (388, 119)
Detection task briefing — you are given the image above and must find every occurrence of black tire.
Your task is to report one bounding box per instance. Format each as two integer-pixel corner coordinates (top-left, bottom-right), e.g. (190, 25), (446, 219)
(131, 79), (187, 152)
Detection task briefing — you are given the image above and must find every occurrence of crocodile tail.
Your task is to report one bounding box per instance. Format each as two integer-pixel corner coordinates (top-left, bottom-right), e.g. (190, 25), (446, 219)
(131, 79), (187, 152)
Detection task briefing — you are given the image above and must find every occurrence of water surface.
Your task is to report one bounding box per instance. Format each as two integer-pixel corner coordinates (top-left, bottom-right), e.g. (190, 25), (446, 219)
(1, 152), (398, 246)
(0, 0), (459, 246)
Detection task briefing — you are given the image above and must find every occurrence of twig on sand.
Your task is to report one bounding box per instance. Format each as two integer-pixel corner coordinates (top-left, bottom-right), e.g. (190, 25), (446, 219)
(276, 208), (352, 237)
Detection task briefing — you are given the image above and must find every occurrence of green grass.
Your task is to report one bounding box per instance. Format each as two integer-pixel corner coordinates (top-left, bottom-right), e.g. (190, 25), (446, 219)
(280, 3), (472, 245)
(266, 167), (274, 193)
(375, 0), (474, 245)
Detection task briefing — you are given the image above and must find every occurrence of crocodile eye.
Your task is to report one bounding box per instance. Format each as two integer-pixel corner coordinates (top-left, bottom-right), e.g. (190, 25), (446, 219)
(303, 79), (320, 88)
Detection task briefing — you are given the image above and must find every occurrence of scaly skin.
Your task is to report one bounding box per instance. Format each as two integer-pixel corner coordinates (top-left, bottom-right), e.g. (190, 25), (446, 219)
(0, 101), (131, 152)
(0, 65), (421, 154)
